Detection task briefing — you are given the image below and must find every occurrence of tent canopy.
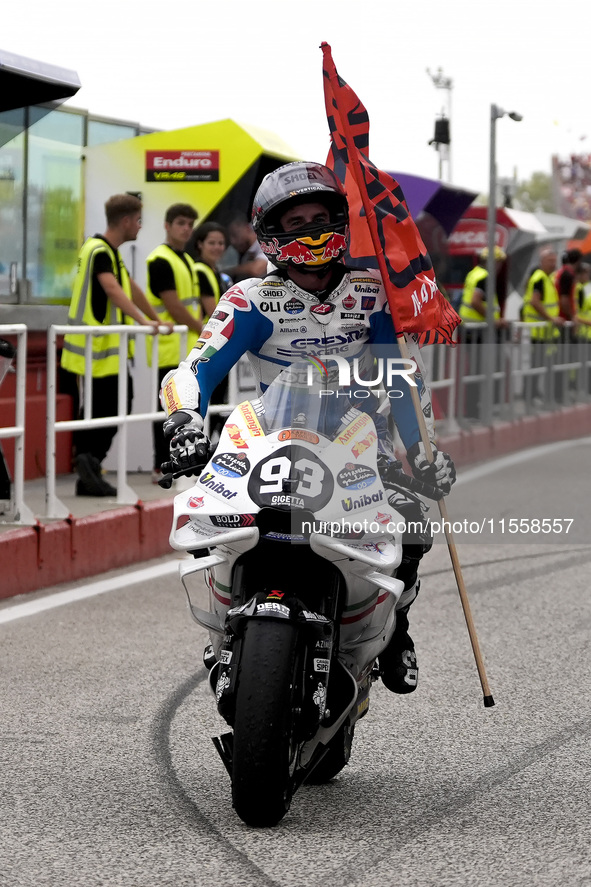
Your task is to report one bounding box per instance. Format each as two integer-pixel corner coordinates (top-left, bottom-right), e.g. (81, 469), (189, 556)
(389, 171), (478, 235)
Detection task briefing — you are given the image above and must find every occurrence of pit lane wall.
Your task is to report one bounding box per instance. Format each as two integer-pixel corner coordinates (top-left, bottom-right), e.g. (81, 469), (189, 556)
(2, 402), (590, 600)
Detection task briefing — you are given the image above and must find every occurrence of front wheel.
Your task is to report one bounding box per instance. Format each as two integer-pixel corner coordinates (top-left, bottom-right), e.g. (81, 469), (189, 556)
(232, 618), (301, 827)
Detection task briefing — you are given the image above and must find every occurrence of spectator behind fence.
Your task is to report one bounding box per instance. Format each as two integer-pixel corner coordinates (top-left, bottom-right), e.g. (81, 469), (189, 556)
(145, 203), (203, 484)
(187, 221), (233, 441)
(61, 194), (169, 497)
(576, 263), (591, 388)
(221, 211), (268, 282)
(459, 246), (507, 419)
(521, 247), (564, 402)
(555, 248), (583, 346)
(185, 221), (232, 320)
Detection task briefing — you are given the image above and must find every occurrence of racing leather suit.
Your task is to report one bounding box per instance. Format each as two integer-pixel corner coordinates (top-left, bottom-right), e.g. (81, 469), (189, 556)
(161, 265), (435, 454)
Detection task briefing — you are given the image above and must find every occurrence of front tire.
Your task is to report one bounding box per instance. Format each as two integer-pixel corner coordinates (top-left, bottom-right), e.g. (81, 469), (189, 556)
(232, 618), (301, 827)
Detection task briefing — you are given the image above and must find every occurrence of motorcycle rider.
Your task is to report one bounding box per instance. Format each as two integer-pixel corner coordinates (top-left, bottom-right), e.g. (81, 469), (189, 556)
(160, 161), (456, 694)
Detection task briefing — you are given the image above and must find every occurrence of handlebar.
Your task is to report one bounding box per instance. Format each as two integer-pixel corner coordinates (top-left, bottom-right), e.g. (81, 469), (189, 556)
(157, 460), (208, 489)
(380, 462), (444, 501)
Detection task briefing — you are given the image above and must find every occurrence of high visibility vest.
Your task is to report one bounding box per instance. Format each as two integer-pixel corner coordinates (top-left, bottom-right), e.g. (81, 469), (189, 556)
(577, 289), (591, 341)
(61, 237), (134, 378)
(522, 269), (560, 341)
(194, 261), (222, 321)
(459, 265), (500, 321)
(145, 244), (202, 367)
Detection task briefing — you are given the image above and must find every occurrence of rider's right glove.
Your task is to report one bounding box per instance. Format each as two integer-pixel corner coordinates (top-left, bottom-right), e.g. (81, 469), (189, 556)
(406, 441), (456, 495)
(162, 409), (211, 477)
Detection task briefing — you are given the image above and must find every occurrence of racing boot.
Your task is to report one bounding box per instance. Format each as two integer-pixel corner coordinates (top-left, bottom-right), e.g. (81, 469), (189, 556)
(379, 605), (418, 694)
(379, 582), (420, 694)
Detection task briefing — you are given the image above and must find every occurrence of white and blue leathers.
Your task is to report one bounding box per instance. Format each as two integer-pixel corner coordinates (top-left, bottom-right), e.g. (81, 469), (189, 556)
(161, 266), (435, 453)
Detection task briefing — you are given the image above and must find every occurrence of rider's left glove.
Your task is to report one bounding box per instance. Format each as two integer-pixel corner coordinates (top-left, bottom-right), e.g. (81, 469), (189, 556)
(407, 441), (456, 495)
(162, 409), (211, 477)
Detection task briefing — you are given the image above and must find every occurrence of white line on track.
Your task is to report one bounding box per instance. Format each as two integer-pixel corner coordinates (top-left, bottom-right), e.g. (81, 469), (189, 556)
(453, 435), (591, 486)
(1, 436), (589, 624)
(0, 559), (180, 625)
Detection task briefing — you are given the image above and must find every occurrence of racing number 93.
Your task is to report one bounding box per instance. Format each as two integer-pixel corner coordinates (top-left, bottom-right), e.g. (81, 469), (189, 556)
(247, 445), (334, 511)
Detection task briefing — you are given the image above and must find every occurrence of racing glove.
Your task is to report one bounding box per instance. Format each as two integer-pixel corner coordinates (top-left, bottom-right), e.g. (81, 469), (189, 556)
(406, 441), (456, 495)
(162, 409), (211, 477)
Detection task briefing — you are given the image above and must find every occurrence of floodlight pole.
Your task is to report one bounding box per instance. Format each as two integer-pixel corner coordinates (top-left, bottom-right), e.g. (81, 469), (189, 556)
(483, 104), (523, 425)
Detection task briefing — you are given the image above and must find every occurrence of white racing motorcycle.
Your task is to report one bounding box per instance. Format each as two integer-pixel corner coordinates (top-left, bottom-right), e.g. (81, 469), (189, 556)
(161, 362), (440, 827)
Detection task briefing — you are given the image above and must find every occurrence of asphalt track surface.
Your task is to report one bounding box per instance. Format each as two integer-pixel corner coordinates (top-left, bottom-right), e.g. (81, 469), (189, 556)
(2, 438), (591, 887)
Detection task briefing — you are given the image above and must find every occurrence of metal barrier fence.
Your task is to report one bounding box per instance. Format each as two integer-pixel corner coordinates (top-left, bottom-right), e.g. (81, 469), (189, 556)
(1, 320), (589, 525)
(45, 323), (246, 520)
(441, 321), (591, 426)
(0, 324), (35, 525)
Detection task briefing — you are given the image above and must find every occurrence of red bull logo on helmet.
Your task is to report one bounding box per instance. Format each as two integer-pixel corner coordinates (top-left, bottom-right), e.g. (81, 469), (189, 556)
(263, 232), (347, 266)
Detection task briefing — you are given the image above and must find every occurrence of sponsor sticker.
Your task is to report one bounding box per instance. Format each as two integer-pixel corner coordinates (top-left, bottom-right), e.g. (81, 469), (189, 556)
(211, 452), (251, 478)
(256, 602), (290, 617)
(342, 295), (357, 310)
(210, 513), (255, 527)
(225, 424), (248, 449)
(351, 430), (377, 459)
(162, 377), (182, 413)
(239, 403), (264, 438)
(336, 412), (372, 445)
(341, 489), (384, 512)
(271, 494), (305, 508)
(285, 298), (305, 315)
(187, 496), (205, 508)
(277, 429), (319, 444)
(198, 472), (238, 500)
(310, 302), (334, 316)
(336, 463), (377, 490)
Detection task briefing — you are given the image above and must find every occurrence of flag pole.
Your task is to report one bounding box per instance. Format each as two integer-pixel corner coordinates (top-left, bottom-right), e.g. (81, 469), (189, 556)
(322, 43), (494, 707)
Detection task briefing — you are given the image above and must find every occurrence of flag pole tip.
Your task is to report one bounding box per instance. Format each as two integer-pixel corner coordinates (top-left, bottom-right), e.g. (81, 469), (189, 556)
(483, 695), (495, 708)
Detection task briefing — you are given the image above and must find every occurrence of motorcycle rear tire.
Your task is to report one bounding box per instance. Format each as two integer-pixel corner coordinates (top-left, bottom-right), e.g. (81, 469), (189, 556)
(305, 723), (355, 784)
(231, 618), (301, 827)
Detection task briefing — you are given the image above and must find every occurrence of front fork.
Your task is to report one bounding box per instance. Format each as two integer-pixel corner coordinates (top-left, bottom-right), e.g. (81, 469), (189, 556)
(211, 591), (336, 734)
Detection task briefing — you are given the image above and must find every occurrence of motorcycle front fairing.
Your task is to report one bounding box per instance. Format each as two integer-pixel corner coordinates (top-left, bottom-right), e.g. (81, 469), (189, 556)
(175, 362), (406, 697)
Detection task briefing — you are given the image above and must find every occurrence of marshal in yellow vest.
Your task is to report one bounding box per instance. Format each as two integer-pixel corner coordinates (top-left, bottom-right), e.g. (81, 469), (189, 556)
(61, 237), (134, 378)
(459, 265), (500, 322)
(145, 244), (202, 367)
(522, 269), (559, 341)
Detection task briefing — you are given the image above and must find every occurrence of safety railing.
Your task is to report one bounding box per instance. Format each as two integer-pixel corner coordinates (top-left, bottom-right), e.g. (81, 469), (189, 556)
(45, 323), (246, 519)
(426, 321), (591, 429)
(0, 324), (36, 525)
(6, 318), (589, 524)
(46, 324), (188, 518)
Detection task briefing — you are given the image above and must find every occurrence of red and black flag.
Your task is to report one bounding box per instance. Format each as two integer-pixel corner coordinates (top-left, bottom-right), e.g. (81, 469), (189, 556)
(321, 42), (460, 345)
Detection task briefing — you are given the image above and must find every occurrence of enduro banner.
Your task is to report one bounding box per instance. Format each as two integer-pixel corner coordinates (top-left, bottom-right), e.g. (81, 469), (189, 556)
(321, 42), (460, 346)
(145, 150), (220, 182)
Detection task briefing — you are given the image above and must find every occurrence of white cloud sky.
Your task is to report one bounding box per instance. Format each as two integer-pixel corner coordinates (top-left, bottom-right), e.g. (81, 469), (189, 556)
(4, 0), (590, 195)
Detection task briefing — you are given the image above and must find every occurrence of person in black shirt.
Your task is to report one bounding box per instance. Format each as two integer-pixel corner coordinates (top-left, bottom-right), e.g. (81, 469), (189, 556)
(145, 204), (202, 480)
(61, 194), (166, 496)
